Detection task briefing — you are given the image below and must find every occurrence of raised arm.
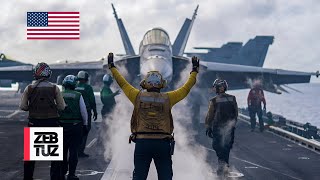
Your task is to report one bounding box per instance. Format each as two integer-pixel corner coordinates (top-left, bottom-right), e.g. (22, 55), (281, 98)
(167, 72), (197, 107)
(108, 53), (139, 104)
(167, 56), (199, 107)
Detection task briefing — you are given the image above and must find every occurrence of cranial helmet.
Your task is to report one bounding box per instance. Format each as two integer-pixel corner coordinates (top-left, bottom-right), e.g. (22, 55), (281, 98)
(77, 71), (89, 80)
(62, 75), (77, 88)
(213, 79), (228, 92)
(103, 74), (113, 84)
(103, 74), (111, 82)
(33, 62), (52, 79)
(140, 71), (167, 89)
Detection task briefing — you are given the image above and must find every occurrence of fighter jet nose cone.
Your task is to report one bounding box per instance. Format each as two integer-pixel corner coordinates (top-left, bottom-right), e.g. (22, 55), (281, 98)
(141, 58), (173, 83)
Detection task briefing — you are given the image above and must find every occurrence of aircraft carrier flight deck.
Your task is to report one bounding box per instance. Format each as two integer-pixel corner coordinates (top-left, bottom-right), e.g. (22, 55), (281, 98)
(1, 91), (319, 180)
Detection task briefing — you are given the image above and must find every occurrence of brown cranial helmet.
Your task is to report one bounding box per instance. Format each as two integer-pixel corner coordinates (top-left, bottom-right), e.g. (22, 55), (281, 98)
(140, 71), (167, 89)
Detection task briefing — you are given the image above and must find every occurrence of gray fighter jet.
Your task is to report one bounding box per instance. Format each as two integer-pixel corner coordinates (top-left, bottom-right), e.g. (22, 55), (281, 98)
(0, 53), (31, 67)
(0, 53), (33, 87)
(185, 36), (274, 67)
(104, 4), (318, 94)
(0, 4), (318, 94)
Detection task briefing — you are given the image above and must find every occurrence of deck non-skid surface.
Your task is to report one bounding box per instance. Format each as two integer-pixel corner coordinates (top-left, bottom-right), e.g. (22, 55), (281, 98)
(0, 91), (320, 180)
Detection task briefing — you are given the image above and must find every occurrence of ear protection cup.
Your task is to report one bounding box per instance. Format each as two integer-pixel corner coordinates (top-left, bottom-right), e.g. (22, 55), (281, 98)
(161, 79), (167, 88)
(140, 79), (146, 89)
(213, 79), (228, 93)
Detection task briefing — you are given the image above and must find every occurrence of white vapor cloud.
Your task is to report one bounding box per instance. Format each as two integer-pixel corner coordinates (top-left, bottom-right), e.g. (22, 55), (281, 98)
(0, 0), (319, 73)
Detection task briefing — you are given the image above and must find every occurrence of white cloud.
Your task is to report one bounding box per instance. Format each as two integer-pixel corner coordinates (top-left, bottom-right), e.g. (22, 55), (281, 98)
(0, 0), (319, 73)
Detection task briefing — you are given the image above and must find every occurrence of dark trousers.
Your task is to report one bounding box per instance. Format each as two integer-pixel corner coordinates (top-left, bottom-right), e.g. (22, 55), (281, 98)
(79, 111), (91, 153)
(101, 105), (114, 120)
(249, 107), (264, 131)
(212, 127), (235, 164)
(99, 105), (113, 145)
(24, 119), (63, 180)
(61, 123), (82, 176)
(133, 139), (173, 180)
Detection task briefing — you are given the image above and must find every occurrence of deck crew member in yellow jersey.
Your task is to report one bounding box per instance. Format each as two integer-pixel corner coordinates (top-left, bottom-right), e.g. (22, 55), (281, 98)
(107, 52), (199, 180)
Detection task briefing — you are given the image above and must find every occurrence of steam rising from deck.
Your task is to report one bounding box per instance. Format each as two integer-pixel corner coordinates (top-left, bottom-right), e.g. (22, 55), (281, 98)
(101, 65), (218, 179)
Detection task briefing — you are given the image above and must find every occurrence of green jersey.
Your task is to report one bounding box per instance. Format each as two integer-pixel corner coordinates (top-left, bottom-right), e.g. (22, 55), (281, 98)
(59, 89), (82, 123)
(100, 86), (116, 107)
(75, 83), (96, 111)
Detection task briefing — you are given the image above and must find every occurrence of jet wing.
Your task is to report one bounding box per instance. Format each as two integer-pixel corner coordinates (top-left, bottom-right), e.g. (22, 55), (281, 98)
(0, 65), (34, 82)
(0, 61), (104, 83)
(0, 53), (32, 67)
(198, 61), (316, 91)
(50, 61), (103, 70)
(171, 57), (317, 93)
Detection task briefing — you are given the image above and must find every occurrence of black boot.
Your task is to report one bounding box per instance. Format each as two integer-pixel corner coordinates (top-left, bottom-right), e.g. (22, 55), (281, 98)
(67, 175), (79, 180)
(78, 152), (89, 158)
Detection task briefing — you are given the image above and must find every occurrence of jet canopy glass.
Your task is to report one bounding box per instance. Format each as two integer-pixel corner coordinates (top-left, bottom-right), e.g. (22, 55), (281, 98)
(142, 28), (170, 46)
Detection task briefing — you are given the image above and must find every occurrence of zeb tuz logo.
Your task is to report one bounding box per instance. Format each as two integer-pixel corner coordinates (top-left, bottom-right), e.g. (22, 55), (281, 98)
(24, 127), (63, 161)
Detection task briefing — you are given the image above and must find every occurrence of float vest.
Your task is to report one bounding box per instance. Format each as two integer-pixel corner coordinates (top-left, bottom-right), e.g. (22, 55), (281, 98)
(210, 93), (237, 128)
(100, 86), (116, 107)
(131, 92), (173, 139)
(249, 88), (264, 107)
(59, 90), (82, 123)
(75, 83), (91, 111)
(28, 84), (59, 119)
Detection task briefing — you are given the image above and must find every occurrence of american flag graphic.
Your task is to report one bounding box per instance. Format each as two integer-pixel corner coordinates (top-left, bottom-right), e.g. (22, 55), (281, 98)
(27, 12), (80, 40)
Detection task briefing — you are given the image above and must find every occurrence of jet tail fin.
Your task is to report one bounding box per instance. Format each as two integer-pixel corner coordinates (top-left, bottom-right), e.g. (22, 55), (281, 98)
(172, 5), (198, 56)
(111, 4), (135, 56)
(236, 36), (274, 67)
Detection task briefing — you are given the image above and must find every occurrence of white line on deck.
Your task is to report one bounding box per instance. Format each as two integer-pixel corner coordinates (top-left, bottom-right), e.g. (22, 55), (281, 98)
(202, 146), (302, 180)
(0, 110), (14, 112)
(86, 138), (97, 148)
(7, 110), (22, 118)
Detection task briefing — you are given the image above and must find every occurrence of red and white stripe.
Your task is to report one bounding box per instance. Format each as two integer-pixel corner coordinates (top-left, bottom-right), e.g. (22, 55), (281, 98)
(27, 12), (80, 40)
(24, 127), (30, 161)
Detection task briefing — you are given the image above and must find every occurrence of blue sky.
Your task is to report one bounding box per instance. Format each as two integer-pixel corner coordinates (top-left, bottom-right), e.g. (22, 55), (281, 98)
(0, 0), (319, 76)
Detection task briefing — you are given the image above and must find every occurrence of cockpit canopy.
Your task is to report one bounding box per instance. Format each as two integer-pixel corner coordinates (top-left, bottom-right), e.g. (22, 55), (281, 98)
(142, 28), (171, 46)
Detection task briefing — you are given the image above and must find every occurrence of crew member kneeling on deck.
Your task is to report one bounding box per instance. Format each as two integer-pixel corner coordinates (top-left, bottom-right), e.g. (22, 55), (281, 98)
(107, 52), (199, 180)
(205, 79), (238, 177)
(59, 75), (88, 180)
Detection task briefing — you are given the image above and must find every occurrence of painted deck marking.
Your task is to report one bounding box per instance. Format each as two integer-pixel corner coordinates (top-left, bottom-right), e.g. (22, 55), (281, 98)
(86, 138), (97, 148)
(203, 146), (302, 180)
